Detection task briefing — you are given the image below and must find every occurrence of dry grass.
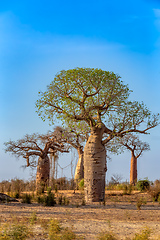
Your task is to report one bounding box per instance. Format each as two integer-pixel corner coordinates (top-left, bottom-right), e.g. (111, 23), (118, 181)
(0, 190), (160, 239)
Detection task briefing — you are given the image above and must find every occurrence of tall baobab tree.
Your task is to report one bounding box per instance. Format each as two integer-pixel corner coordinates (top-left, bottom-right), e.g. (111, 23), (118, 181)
(4, 131), (68, 193)
(118, 134), (150, 185)
(36, 68), (159, 202)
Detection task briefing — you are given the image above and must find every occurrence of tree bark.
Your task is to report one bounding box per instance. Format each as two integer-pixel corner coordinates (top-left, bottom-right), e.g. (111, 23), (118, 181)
(74, 148), (84, 181)
(36, 155), (50, 193)
(130, 152), (137, 185)
(84, 127), (106, 203)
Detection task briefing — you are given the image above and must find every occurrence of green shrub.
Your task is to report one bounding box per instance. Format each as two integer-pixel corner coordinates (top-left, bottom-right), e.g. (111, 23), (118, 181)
(61, 227), (76, 240)
(44, 192), (56, 206)
(97, 231), (117, 240)
(30, 212), (37, 225)
(21, 194), (32, 204)
(136, 180), (150, 192)
(48, 219), (61, 239)
(0, 224), (30, 240)
(132, 227), (151, 240)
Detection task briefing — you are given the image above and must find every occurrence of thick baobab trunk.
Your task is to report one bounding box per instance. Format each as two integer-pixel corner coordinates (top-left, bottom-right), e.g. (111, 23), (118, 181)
(36, 155), (50, 193)
(84, 127), (106, 203)
(74, 148), (84, 181)
(130, 152), (137, 185)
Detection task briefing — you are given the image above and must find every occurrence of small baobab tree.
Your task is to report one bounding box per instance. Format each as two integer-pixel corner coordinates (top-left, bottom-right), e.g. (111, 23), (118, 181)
(4, 131), (68, 193)
(54, 125), (89, 183)
(36, 68), (159, 202)
(118, 134), (150, 185)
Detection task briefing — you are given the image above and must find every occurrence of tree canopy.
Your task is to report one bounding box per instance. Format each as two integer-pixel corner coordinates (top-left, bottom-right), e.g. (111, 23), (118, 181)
(4, 130), (69, 168)
(36, 68), (159, 142)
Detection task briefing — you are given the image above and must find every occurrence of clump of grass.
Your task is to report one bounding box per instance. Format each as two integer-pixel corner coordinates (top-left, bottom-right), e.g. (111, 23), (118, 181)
(21, 193), (32, 204)
(132, 227), (151, 240)
(58, 195), (69, 206)
(97, 231), (117, 240)
(136, 197), (147, 210)
(61, 227), (77, 240)
(48, 219), (79, 240)
(30, 212), (37, 225)
(0, 223), (30, 240)
(122, 184), (133, 195)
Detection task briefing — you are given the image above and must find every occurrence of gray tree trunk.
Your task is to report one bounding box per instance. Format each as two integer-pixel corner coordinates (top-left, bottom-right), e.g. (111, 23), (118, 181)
(84, 127), (106, 203)
(130, 152), (137, 185)
(36, 155), (50, 193)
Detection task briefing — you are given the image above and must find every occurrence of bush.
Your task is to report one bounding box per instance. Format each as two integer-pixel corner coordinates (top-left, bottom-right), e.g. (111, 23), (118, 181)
(136, 180), (150, 192)
(97, 231), (117, 240)
(148, 186), (160, 202)
(44, 192), (56, 206)
(21, 194), (32, 204)
(132, 227), (151, 240)
(136, 197), (147, 210)
(0, 224), (30, 240)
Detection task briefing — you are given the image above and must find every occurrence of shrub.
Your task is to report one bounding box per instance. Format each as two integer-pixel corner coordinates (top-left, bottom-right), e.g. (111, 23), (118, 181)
(136, 180), (150, 192)
(136, 197), (147, 210)
(30, 212), (37, 225)
(44, 192), (56, 206)
(132, 227), (151, 240)
(0, 224), (30, 240)
(21, 194), (32, 204)
(97, 231), (117, 240)
(148, 186), (160, 202)
(48, 219), (61, 239)
(61, 227), (77, 240)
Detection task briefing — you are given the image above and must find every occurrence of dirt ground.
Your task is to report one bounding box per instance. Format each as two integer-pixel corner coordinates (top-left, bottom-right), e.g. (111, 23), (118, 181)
(1, 190), (160, 239)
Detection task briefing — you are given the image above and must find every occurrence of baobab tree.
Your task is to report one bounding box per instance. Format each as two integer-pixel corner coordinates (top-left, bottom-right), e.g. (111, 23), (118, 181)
(36, 67), (159, 202)
(118, 134), (150, 185)
(54, 125), (89, 183)
(4, 131), (68, 193)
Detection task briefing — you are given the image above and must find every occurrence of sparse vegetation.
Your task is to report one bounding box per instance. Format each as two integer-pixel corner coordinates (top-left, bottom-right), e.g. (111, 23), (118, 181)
(0, 223), (30, 240)
(21, 193), (32, 204)
(136, 197), (147, 210)
(97, 231), (117, 240)
(136, 180), (150, 192)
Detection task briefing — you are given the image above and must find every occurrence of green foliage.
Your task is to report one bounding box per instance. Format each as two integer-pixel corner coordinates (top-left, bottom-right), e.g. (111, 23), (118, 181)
(0, 224), (30, 240)
(36, 68), (130, 128)
(48, 219), (79, 240)
(136, 180), (150, 192)
(61, 227), (77, 240)
(36, 191), (56, 206)
(78, 179), (84, 190)
(97, 231), (117, 240)
(30, 212), (37, 225)
(44, 192), (56, 206)
(132, 227), (151, 240)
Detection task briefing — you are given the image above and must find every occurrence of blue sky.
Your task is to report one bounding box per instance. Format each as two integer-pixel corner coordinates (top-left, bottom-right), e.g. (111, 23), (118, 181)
(0, 0), (160, 182)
